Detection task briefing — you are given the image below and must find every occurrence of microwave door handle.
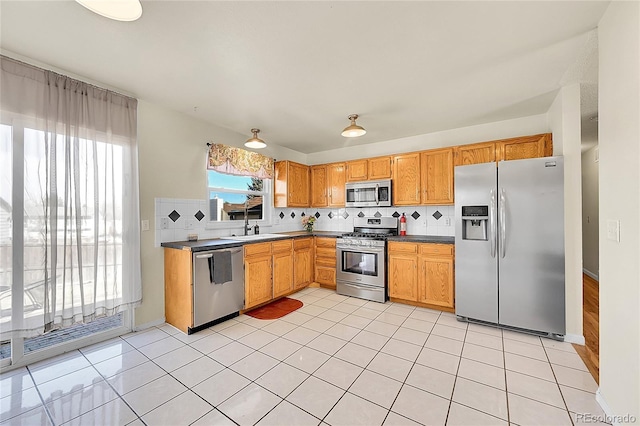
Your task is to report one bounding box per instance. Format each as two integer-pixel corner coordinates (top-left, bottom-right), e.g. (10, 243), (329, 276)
(375, 184), (379, 205)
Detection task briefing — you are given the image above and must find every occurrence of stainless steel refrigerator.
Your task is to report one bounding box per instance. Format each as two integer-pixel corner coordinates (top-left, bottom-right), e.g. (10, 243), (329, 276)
(454, 156), (565, 338)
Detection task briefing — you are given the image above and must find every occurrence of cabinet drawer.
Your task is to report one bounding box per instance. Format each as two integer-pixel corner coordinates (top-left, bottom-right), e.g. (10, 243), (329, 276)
(316, 256), (336, 267)
(245, 242), (272, 257)
(315, 237), (337, 248)
(419, 244), (454, 256)
(294, 237), (313, 250)
(316, 247), (336, 259)
(315, 266), (336, 285)
(272, 239), (293, 253)
(388, 242), (418, 254)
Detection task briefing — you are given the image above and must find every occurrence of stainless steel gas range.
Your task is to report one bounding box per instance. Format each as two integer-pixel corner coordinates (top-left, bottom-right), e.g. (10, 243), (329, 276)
(336, 217), (398, 303)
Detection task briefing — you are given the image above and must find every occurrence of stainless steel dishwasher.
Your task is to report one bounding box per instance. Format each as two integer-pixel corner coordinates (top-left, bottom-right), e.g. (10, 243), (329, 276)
(192, 247), (244, 332)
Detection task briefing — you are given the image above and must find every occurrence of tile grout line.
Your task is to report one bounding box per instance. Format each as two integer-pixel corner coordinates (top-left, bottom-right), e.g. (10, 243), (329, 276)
(25, 365), (56, 426)
(443, 319), (468, 426)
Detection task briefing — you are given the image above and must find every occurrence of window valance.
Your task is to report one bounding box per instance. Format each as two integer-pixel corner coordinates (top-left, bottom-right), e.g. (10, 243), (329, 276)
(207, 143), (274, 179)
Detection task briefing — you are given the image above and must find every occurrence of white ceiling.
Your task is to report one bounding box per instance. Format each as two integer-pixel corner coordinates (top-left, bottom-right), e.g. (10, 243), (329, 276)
(1, 1), (608, 154)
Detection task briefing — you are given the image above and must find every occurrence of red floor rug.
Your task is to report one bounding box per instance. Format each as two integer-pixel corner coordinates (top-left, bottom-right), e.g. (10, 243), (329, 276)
(245, 297), (304, 320)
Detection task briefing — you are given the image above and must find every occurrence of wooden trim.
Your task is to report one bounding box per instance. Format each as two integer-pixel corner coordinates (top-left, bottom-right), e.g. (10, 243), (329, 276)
(389, 297), (455, 313)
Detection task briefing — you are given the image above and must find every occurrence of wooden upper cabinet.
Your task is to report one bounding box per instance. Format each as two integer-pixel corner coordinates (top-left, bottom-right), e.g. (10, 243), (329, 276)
(496, 133), (553, 162)
(310, 165), (328, 207)
(454, 141), (496, 166)
(346, 159), (368, 182)
(311, 163), (345, 207)
(346, 157), (391, 181)
(274, 160), (310, 208)
(420, 148), (454, 205)
(327, 163), (346, 207)
(368, 156), (392, 180)
(392, 153), (421, 205)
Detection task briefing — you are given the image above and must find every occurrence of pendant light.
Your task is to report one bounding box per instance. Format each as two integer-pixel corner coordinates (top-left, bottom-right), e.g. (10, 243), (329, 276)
(245, 128), (267, 149)
(75, 0), (143, 21)
(341, 114), (366, 138)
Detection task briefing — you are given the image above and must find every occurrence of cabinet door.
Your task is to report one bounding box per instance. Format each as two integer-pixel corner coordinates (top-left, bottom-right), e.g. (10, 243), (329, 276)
(496, 133), (552, 162)
(418, 256), (454, 308)
(392, 153), (421, 205)
(273, 250), (294, 298)
(294, 238), (314, 289)
(454, 142), (496, 166)
(328, 162), (346, 207)
(346, 159), (368, 182)
(421, 148), (454, 205)
(388, 254), (418, 301)
(245, 255), (272, 309)
(368, 156), (392, 180)
(289, 162), (310, 207)
(310, 165), (328, 207)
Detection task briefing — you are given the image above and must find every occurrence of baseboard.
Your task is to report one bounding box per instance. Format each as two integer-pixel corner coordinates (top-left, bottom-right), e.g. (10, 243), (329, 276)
(596, 388), (618, 425)
(564, 333), (586, 345)
(134, 317), (166, 332)
(583, 268), (599, 281)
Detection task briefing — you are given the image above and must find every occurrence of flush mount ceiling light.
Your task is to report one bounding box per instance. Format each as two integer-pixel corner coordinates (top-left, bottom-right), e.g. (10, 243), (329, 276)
(75, 0), (143, 22)
(341, 114), (366, 138)
(245, 128), (267, 149)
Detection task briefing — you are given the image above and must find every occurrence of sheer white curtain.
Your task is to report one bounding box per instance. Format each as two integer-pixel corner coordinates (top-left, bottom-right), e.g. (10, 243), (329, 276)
(0, 56), (141, 338)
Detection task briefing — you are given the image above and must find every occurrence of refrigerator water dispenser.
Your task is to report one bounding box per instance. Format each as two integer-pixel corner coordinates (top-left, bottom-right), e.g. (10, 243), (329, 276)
(461, 206), (488, 241)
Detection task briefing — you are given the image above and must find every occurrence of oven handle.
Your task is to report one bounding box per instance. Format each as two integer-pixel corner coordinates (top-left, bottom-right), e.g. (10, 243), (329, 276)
(341, 282), (384, 292)
(336, 246), (385, 254)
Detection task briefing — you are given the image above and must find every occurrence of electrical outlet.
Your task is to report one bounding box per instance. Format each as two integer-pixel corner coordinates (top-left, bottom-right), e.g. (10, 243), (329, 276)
(160, 217), (170, 230)
(141, 220), (149, 231)
(445, 217), (451, 226)
(185, 219), (196, 230)
(606, 219), (620, 242)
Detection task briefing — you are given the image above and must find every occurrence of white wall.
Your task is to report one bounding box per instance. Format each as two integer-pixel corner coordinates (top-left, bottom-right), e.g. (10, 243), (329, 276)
(547, 84), (584, 342)
(597, 1), (640, 420)
(581, 146), (599, 278)
(308, 114), (549, 164)
(136, 100), (306, 326)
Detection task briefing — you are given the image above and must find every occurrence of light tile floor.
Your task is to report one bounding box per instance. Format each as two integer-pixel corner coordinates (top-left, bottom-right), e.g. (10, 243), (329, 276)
(0, 287), (607, 426)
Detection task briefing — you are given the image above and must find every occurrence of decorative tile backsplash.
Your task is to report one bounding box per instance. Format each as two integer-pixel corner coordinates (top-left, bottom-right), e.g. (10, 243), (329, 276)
(155, 197), (454, 246)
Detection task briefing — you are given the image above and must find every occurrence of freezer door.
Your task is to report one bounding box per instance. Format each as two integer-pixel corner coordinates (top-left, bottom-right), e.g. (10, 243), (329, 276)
(498, 157), (565, 335)
(454, 162), (499, 323)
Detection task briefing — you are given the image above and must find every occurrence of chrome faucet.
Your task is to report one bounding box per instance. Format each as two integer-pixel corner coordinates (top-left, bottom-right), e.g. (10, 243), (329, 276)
(243, 201), (251, 236)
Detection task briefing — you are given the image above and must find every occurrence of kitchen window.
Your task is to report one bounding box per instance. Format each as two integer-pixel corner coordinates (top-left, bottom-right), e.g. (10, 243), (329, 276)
(206, 170), (271, 223)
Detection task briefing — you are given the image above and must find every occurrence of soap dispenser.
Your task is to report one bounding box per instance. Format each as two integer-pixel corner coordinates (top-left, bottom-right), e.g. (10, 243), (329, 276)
(253, 222), (260, 235)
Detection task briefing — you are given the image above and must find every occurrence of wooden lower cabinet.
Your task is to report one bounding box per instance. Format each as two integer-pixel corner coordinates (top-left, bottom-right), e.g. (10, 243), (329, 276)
(388, 253), (418, 301)
(388, 241), (455, 310)
(314, 237), (337, 289)
(293, 237), (314, 289)
(272, 240), (294, 298)
(244, 242), (273, 309)
(164, 248), (193, 333)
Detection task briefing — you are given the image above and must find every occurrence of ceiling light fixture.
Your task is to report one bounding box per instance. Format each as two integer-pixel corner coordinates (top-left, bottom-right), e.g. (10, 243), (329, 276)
(341, 114), (366, 138)
(245, 128), (267, 149)
(75, 0), (143, 22)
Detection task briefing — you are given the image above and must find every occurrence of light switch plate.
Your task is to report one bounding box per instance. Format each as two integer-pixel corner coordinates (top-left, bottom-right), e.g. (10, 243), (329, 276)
(606, 219), (620, 242)
(141, 220), (149, 231)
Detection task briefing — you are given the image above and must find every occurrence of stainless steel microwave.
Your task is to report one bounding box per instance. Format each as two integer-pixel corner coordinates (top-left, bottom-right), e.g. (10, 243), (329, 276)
(345, 179), (392, 207)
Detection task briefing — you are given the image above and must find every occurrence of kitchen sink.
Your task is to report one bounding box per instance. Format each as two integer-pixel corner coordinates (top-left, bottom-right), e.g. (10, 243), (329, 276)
(219, 233), (291, 242)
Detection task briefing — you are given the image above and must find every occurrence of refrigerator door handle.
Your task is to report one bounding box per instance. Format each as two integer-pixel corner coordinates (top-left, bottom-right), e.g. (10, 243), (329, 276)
(500, 188), (506, 258)
(490, 189), (497, 258)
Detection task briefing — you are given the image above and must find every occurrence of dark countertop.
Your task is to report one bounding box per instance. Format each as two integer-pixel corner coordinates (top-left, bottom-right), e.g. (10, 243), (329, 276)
(160, 230), (343, 252)
(387, 235), (455, 244)
(161, 231), (453, 252)
(161, 239), (245, 252)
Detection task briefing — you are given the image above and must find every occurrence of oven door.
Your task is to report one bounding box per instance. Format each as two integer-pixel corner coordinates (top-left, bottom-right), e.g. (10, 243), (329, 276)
(336, 244), (385, 287)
